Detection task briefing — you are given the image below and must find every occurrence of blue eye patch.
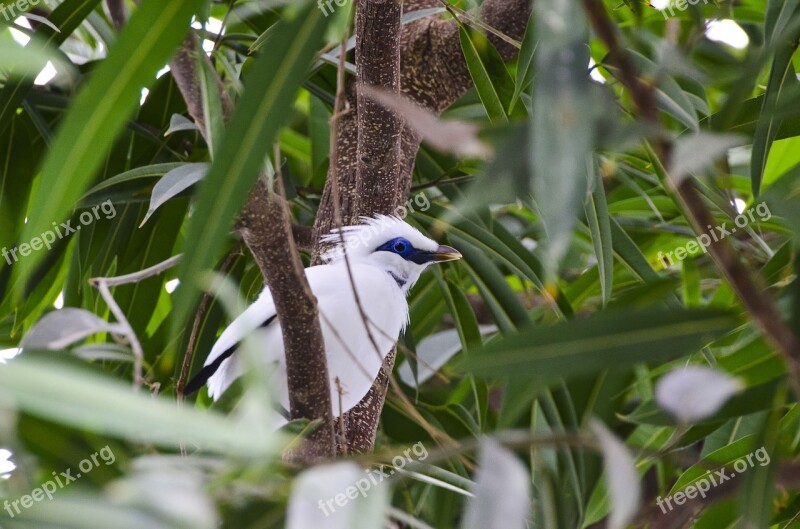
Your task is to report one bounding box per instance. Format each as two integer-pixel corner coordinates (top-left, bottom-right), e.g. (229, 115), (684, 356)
(376, 237), (414, 258)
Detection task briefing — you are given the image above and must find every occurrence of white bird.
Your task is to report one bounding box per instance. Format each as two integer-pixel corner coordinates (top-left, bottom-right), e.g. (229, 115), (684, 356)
(185, 214), (461, 418)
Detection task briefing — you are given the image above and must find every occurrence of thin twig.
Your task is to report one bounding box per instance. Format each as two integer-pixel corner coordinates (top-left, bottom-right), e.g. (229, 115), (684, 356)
(94, 281), (145, 391)
(88, 254), (183, 391)
(89, 254), (182, 287)
(336, 377), (347, 457)
(437, 0), (522, 50)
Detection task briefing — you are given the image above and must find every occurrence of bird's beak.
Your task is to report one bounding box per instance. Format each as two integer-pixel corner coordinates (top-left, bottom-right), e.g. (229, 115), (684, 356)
(432, 245), (462, 262)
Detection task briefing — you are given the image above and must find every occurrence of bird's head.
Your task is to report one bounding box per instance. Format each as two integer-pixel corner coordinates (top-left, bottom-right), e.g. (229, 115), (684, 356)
(321, 215), (461, 290)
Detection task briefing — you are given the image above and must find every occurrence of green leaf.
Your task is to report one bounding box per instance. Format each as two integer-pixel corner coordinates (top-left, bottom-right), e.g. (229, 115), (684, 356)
(511, 7), (536, 112)
(585, 163), (613, 305)
(81, 163), (186, 201)
(436, 270), (482, 353)
(670, 434), (760, 493)
(532, 0), (593, 280)
(140, 163), (209, 227)
(173, 5), (326, 332)
(458, 26), (510, 124)
(466, 308), (736, 379)
(751, 36), (800, 196)
(15, 0), (204, 293)
(198, 52), (224, 157)
(454, 237), (530, 333)
(417, 205), (572, 318)
(738, 385), (784, 527)
(0, 356), (278, 455)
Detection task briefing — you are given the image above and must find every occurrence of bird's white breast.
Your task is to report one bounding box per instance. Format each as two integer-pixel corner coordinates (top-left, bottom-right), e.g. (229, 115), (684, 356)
(310, 262), (407, 415)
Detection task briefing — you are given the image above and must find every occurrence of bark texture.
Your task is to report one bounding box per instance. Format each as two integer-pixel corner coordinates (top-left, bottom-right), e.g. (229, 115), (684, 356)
(239, 178), (335, 461)
(355, 0), (404, 216)
(169, 36), (335, 460)
(314, 0), (532, 453)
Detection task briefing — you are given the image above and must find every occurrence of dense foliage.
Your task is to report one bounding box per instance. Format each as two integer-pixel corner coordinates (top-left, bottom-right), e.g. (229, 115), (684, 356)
(2, 0), (800, 527)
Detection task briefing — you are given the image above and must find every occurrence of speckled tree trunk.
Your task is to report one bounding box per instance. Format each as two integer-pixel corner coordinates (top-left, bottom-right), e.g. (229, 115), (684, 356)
(313, 0), (532, 454)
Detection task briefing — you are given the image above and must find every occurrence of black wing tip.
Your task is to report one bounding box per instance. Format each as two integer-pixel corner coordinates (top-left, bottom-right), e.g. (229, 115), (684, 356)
(183, 367), (212, 396)
(183, 314), (278, 397)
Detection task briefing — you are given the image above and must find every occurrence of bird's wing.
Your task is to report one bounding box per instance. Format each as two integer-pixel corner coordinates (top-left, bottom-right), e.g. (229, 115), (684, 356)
(184, 287), (279, 398)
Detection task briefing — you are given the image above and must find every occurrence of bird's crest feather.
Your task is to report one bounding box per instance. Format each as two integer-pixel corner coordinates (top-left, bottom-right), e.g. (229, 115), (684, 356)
(320, 214), (437, 263)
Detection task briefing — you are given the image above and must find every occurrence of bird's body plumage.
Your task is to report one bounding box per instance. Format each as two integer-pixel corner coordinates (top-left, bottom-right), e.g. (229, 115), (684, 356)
(204, 262), (407, 414)
(186, 215), (461, 418)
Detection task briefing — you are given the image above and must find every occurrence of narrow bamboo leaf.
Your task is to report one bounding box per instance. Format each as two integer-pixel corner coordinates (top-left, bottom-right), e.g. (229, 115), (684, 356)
(164, 114), (198, 136)
(681, 257), (701, 308)
(0, 356), (277, 455)
(140, 163), (209, 227)
(609, 218), (681, 312)
(626, 50), (699, 132)
(458, 26), (509, 124)
(738, 385), (784, 527)
(454, 237), (530, 332)
(671, 434), (760, 493)
(585, 163), (613, 305)
(418, 205), (572, 318)
(174, 5), (326, 331)
(751, 38), (800, 196)
(511, 7), (536, 112)
(81, 163), (185, 200)
(198, 54), (224, 157)
(21, 308), (126, 350)
(766, 0), (800, 45)
(437, 271), (482, 353)
(532, 0), (593, 280)
(15, 0), (204, 293)
(466, 308), (736, 379)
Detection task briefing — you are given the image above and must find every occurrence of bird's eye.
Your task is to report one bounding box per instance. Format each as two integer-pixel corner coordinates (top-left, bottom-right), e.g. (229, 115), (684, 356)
(393, 241), (407, 253)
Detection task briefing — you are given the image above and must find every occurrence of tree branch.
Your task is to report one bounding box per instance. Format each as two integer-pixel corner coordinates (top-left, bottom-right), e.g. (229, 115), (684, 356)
(355, 0), (404, 216)
(169, 33), (335, 460)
